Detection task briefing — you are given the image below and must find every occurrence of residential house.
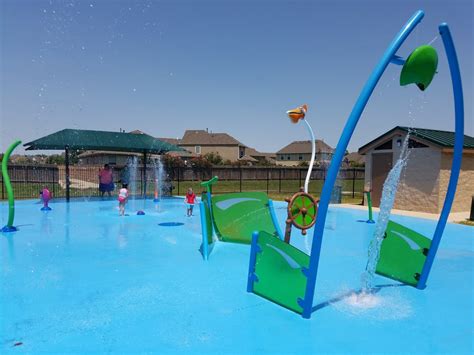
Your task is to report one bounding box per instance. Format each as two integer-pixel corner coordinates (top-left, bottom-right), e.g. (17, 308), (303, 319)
(178, 129), (248, 162)
(343, 152), (365, 167)
(276, 140), (334, 166)
(78, 130), (193, 165)
(358, 126), (474, 213)
(78, 129), (274, 166)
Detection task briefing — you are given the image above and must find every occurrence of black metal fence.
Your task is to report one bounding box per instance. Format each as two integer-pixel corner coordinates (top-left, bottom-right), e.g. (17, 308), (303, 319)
(1, 164), (365, 203)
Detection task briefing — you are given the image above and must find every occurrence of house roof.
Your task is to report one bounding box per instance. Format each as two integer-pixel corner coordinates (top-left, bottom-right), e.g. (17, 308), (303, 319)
(24, 129), (184, 154)
(158, 137), (181, 145)
(277, 140), (334, 155)
(238, 154), (258, 162)
(129, 129), (152, 136)
(245, 147), (276, 158)
(180, 130), (244, 146)
(344, 152), (364, 164)
(358, 126), (474, 154)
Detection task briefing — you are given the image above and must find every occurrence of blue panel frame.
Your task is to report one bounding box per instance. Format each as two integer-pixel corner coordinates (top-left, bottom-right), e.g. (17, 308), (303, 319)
(300, 10), (425, 319)
(417, 23), (464, 289)
(247, 231), (261, 292)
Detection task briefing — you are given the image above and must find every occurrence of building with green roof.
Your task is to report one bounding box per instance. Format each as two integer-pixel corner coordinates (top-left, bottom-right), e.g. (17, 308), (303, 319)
(358, 126), (474, 214)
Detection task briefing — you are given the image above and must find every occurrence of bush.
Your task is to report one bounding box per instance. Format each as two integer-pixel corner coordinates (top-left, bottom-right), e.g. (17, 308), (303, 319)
(162, 154), (185, 168)
(190, 156), (212, 169)
(203, 152), (223, 165)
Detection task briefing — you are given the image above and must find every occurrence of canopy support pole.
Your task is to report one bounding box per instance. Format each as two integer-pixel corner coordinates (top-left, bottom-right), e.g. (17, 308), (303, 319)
(143, 151), (147, 198)
(65, 145), (70, 202)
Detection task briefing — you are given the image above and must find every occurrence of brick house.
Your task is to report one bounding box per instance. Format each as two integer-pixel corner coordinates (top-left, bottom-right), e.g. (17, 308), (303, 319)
(276, 140), (334, 166)
(79, 129), (273, 165)
(358, 126), (474, 213)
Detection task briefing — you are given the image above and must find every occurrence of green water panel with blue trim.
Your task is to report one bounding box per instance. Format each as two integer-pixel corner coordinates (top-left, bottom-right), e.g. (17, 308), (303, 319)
(375, 220), (432, 286)
(252, 231), (310, 314)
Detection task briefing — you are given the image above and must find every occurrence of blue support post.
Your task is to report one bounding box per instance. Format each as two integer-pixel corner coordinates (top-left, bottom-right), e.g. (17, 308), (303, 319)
(300, 10), (425, 319)
(200, 201), (210, 261)
(247, 231), (261, 292)
(417, 23), (464, 289)
(268, 199), (284, 239)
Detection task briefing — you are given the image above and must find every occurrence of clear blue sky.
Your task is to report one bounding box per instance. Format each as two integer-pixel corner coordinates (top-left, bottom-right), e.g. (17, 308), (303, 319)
(1, 0), (472, 154)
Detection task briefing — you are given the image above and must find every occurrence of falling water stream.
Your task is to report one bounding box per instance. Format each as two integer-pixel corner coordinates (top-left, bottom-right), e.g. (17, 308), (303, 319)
(153, 156), (166, 211)
(128, 156), (138, 211)
(361, 133), (411, 291)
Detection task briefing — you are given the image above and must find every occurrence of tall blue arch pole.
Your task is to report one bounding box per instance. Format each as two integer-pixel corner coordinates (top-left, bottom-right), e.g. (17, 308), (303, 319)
(300, 10), (425, 319)
(417, 24), (464, 289)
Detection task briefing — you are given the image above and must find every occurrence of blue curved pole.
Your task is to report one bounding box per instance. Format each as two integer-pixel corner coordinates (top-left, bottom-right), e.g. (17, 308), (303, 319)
(417, 23), (464, 289)
(300, 10), (425, 318)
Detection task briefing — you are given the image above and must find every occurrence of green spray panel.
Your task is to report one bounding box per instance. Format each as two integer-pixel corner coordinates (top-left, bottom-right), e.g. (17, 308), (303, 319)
(201, 193), (213, 244)
(211, 192), (279, 244)
(375, 220), (432, 286)
(253, 231), (309, 314)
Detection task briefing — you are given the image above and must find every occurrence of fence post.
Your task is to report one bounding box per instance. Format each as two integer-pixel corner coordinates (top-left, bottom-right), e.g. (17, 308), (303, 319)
(65, 146), (70, 202)
(266, 168), (269, 194)
(177, 166), (180, 195)
(53, 166), (57, 196)
(352, 167), (356, 198)
(299, 168), (302, 189)
(239, 167), (242, 192)
(279, 168), (282, 193)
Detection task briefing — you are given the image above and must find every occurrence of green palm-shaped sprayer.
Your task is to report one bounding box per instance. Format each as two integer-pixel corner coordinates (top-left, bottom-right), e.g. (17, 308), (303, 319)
(2, 140), (22, 232)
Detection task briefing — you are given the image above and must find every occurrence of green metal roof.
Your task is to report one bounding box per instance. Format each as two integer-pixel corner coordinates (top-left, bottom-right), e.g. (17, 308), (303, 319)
(24, 129), (184, 153)
(398, 127), (474, 148)
(359, 126), (474, 153)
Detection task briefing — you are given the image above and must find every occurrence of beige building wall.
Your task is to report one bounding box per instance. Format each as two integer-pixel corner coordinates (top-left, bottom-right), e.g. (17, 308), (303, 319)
(439, 152), (474, 213)
(363, 133), (442, 213)
(180, 144), (240, 161)
(394, 148), (441, 213)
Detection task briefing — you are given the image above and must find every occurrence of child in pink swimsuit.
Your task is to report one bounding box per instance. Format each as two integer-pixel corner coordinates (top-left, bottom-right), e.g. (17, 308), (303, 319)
(118, 184), (129, 216)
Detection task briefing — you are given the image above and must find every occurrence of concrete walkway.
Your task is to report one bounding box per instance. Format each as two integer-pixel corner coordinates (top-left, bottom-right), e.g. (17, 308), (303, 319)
(337, 203), (471, 223)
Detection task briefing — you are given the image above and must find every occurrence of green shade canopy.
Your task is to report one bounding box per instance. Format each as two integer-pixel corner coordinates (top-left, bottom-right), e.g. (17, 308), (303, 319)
(24, 129), (185, 153)
(400, 45), (438, 91)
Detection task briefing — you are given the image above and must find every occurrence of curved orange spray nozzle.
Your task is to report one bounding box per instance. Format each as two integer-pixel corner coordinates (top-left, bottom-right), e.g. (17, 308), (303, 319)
(287, 104), (308, 123)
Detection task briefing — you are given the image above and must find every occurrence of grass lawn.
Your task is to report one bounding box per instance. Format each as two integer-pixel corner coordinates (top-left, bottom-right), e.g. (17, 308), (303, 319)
(2, 179), (365, 205)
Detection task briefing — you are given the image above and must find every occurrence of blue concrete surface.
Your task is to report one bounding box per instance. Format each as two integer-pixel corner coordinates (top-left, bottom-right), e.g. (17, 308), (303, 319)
(1, 198), (473, 353)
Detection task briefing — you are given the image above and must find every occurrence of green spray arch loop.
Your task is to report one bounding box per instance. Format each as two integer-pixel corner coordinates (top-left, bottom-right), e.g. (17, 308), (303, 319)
(2, 140), (22, 231)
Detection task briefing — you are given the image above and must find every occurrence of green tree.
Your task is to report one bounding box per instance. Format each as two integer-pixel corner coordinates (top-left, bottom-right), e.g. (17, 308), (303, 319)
(203, 152), (223, 165)
(162, 154), (185, 168)
(45, 154), (65, 165)
(190, 156), (212, 169)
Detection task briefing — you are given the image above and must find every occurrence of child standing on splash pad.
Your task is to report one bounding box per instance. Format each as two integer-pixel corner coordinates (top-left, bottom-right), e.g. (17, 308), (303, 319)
(185, 187), (196, 217)
(118, 184), (129, 216)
